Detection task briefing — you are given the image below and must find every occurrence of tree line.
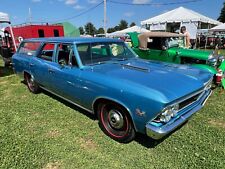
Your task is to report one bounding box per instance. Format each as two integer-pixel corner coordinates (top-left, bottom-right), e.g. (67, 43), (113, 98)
(79, 20), (136, 36)
(218, 1), (225, 23)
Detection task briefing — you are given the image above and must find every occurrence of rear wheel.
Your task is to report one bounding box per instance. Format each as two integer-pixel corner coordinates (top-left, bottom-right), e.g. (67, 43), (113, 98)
(24, 73), (40, 94)
(97, 102), (135, 143)
(3, 59), (11, 67)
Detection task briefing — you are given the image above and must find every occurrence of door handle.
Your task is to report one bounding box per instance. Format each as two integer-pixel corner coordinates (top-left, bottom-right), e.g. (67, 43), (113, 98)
(29, 63), (35, 67)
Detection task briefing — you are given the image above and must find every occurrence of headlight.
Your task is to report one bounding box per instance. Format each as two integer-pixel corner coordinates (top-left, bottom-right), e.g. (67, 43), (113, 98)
(207, 57), (217, 67)
(154, 104), (179, 123)
(208, 54), (214, 60)
(218, 56), (225, 63)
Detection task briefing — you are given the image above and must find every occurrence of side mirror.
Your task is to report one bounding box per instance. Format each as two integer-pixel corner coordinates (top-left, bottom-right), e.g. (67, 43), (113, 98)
(58, 59), (66, 68)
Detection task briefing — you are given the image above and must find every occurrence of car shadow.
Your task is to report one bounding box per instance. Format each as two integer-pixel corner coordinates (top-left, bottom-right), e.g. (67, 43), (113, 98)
(22, 82), (189, 147)
(134, 121), (188, 148)
(0, 65), (14, 77)
(41, 89), (96, 120)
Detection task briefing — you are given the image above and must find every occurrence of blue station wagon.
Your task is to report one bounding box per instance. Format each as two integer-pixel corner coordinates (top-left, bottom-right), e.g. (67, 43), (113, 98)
(13, 37), (213, 143)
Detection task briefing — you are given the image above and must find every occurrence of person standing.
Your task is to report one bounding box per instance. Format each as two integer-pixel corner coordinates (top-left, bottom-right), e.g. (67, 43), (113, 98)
(180, 26), (191, 48)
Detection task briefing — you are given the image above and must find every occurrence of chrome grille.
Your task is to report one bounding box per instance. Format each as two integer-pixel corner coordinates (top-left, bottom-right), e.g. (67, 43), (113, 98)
(179, 93), (201, 110)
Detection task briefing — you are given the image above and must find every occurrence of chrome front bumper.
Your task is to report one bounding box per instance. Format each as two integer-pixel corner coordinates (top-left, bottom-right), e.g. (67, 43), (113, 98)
(146, 89), (212, 140)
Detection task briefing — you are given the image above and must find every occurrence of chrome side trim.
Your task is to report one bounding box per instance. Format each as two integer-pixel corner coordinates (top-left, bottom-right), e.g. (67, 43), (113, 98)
(40, 86), (93, 113)
(146, 89), (212, 140)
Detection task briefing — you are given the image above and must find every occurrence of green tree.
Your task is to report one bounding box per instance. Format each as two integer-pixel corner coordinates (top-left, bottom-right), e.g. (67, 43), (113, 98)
(118, 20), (128, 30)
(130, 22), (136, 27)
(218, 2), (225, 22)
(79, 27), (85, 35)
(84, 22), (96, 36)
(114, 25), (120, 31)
(107, 28), (115, 33)
(97, 27), (105, 34)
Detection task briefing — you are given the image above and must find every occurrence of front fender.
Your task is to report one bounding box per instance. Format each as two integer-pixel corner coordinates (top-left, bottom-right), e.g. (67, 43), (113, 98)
(191, 64), (217, 74)
(218, 60), (225, 72)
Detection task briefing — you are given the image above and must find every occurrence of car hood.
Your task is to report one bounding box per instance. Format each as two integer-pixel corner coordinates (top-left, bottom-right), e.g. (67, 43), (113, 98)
(169, 47), (212, 60)
(88, 58), (212, 103)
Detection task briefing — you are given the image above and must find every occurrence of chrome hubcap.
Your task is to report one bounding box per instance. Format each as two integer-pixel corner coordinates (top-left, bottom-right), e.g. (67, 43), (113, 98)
(108, 109), (124, 129)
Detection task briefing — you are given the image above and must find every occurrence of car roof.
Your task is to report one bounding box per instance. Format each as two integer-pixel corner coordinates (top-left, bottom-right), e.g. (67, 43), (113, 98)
(23, 37), (123, 44)
(138, 32), (185, 49)
(139, 32), (185, 38)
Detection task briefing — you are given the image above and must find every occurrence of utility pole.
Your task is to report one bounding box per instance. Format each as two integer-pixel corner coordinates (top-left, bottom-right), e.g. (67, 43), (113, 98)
(104, 0), (107, 36)
(29, 8), (32, 24)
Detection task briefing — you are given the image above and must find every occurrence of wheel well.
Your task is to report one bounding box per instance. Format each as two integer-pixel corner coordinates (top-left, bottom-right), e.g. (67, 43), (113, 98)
(23, 71), (30, 79)
(93, 98), (133, 122)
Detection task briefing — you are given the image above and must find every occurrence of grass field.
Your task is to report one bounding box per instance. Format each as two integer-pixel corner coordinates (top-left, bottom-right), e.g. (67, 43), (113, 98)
(0, 59), (225, 169)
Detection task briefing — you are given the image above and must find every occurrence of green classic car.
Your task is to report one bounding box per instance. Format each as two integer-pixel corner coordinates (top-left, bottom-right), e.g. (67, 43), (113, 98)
(129, 32), (225, 87)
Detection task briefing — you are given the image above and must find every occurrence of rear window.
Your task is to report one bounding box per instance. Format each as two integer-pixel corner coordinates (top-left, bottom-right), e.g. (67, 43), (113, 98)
(18, 42), (41, 56)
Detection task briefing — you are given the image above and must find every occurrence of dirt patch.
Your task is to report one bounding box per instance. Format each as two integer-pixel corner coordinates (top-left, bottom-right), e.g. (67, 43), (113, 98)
(43, 162), (61, 169)
(0, 80), (7, 85)
(79, 138), (98, 151)
(208, 119), (225, 129)
(46, 129), (61, 138)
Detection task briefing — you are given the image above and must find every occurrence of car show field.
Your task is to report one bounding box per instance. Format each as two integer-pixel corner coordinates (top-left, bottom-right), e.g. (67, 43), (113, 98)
(1, 1), (225, 168)
(0, 57), (225, 168)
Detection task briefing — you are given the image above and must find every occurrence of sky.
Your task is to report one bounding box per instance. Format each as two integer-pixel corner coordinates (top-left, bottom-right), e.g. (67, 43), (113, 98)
(0, 0), (224, 29)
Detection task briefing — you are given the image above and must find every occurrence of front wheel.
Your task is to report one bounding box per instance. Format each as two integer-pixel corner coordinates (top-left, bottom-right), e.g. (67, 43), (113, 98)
(97, 102), (135, 143)
(25, 74), (40, 94)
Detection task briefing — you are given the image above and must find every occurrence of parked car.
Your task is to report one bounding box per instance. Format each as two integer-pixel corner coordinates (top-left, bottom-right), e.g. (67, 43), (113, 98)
(13, 37), (212, 143)
(129, 32), (225, 88)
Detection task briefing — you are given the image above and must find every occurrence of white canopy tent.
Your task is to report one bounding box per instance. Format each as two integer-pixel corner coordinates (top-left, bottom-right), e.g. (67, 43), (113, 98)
(0, 12), (17, 50)
(107, 26), (150, 37)
(0, 28), (4, 37)
(0, 12), (10, 23)
(141, 7), (221, 39)
(210, 23), (225, 32)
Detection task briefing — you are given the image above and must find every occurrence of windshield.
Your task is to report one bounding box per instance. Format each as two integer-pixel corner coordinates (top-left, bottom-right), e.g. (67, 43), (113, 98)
(167, 37), (185, 48)
(76, 42), (136, 65)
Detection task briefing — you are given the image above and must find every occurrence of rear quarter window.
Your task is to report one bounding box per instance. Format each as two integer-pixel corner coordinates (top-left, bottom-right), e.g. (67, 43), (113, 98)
(18, 42), (41, 56)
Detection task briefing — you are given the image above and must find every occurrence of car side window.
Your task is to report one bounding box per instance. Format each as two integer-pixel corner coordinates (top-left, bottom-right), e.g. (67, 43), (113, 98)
(39, 43), (55, 61)
(18, 42), (41, 56)
(56, 43), (78, 67)
(147, 38), (164, 50)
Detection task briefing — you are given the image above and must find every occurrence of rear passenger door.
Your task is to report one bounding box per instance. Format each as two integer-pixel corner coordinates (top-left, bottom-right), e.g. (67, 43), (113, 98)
(30, 43), (56, 89)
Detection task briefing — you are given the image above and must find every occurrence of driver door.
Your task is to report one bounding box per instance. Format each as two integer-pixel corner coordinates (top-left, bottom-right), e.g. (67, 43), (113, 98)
(147, 37), (169, 62)
(45, 43), (83, 104)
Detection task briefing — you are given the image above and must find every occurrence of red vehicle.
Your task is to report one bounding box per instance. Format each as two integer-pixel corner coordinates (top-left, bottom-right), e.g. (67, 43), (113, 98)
(0, 23), (64, 66)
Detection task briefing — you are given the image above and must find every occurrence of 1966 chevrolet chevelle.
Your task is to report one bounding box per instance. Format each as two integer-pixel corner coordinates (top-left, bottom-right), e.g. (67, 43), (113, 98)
(13, 37), (213, 143)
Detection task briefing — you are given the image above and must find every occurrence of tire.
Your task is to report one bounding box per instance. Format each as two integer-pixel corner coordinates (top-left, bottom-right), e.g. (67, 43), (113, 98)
(3, 60), (11, 67)
(97, 102), (136, 143)
(24, 73), (40, 94)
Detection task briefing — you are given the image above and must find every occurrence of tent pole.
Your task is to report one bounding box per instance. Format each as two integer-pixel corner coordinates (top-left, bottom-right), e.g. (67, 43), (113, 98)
(9, 24), (17, 51)
(104, 0), (107, 36)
